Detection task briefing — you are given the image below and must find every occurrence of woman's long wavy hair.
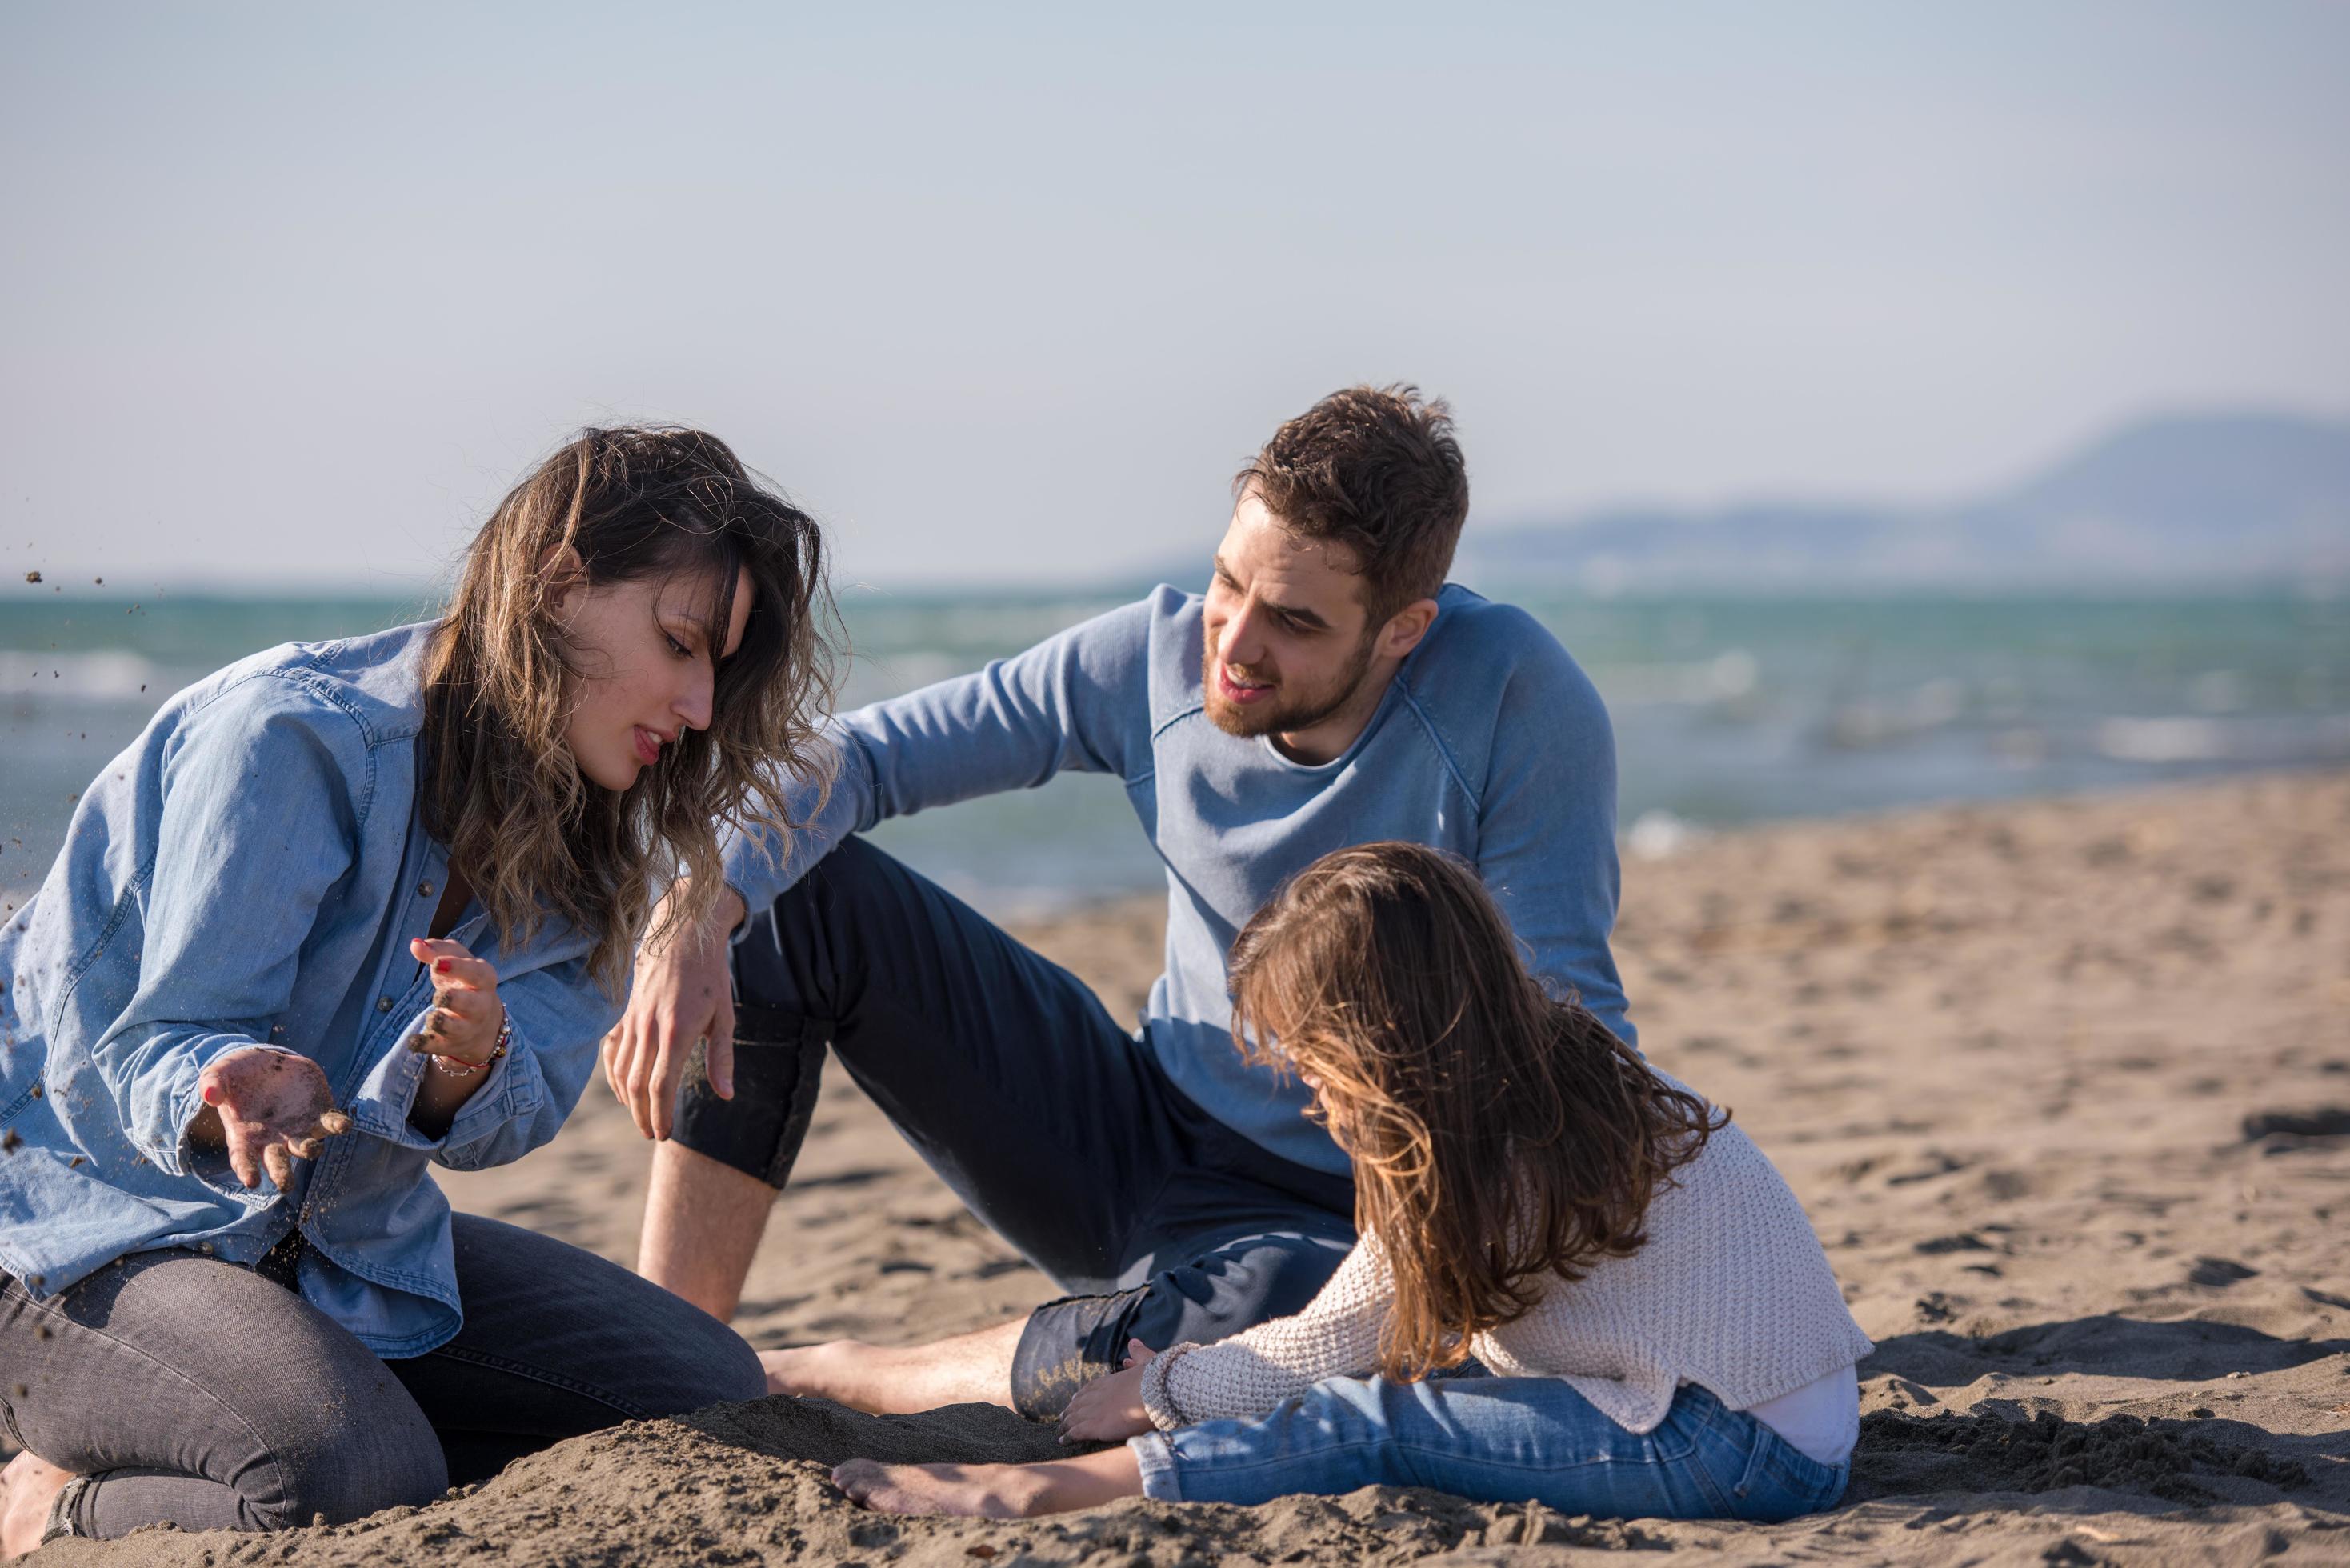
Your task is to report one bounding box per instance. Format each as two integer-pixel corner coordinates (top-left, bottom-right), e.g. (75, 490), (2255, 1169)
(1228, 842), (1727, 1381)
(421, 426), (841, 993)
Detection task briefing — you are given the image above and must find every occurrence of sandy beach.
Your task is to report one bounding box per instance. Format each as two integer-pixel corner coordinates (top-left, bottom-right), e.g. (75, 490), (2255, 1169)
(32, 768), (2350, 1565)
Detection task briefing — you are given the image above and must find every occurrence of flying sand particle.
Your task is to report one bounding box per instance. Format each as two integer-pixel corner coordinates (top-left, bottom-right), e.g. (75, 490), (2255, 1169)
(23, 570), (39, 583)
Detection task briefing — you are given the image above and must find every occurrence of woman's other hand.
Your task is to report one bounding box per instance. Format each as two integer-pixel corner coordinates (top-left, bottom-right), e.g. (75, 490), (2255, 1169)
(1057, 1340), (1160, 1443)
(407, 938), (506, 1066)
(190, 1047), (352, 1190)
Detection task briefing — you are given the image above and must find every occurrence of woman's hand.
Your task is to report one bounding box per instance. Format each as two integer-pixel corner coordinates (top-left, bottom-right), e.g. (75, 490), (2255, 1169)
(191, 1047), (352, 1190)
(407, 938), (505, 1067)
(601, 879), (745, 1140)
(1058, 1340), (1159, 1443)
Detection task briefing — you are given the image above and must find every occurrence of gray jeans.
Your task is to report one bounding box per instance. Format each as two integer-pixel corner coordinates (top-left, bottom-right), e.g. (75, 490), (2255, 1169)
(0, 1214), (763, 1538)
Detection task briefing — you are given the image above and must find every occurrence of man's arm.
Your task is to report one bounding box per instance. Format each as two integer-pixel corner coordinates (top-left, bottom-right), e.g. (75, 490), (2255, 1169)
(1474, 628), (1636, 1048)
(717, 594), (1158, 916)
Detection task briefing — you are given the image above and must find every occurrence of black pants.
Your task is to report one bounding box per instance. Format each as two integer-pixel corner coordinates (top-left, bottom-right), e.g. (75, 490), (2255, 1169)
(674, 836), (1357, 1418)
(0, 1215), (764, 1538)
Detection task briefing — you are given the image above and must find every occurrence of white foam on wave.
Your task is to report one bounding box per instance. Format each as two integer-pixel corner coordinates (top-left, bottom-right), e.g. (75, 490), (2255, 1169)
(1626, 809), (1707, 861)
(1594, 650), (1759, 707)
(2096, 714), (2350, 764)
(0, 650), (162, 702)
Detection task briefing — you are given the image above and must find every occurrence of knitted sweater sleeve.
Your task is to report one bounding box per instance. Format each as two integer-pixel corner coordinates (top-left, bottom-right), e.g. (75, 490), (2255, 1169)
(1141, 1234), (1395, 1429)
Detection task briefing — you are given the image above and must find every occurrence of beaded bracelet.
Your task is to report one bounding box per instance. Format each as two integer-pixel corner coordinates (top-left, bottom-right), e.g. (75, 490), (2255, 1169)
(432, 1006), (512, 1078)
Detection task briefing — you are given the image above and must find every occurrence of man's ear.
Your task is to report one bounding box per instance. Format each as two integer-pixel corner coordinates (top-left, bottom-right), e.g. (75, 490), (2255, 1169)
(537, 542), (587, 617)
(1378, 598), (1440, 661)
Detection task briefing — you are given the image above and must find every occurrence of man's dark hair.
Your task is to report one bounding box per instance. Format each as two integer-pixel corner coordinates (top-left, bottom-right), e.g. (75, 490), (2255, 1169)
(1235, 384), (1470, 624)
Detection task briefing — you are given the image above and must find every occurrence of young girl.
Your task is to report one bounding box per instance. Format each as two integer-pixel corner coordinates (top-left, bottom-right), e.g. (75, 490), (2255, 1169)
(0, 426), (838, 1553)
(835, 841), (1872, 1523)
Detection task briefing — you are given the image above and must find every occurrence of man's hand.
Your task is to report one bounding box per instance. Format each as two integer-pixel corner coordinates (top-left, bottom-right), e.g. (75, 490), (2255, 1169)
(1058, 1340), (1159, 1443)
(602, 879), (747, 1140)
(190, 1047), (353, 1190)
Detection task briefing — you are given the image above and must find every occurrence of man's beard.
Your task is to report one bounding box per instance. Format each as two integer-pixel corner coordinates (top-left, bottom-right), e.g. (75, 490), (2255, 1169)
(1203, 633), (1379, 740)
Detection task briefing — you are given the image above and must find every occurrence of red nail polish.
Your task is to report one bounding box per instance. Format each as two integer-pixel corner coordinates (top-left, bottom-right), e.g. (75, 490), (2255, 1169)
(202, 1083), (220, 1106)
(435, 958), (451, 974)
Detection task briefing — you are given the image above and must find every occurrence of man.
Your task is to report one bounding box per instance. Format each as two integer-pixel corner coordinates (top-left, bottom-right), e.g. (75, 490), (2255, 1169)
(601, 384), (1633, 1420)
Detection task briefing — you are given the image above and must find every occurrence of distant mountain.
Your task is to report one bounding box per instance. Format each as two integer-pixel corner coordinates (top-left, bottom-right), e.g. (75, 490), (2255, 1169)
(1452, 411), (2350, 594)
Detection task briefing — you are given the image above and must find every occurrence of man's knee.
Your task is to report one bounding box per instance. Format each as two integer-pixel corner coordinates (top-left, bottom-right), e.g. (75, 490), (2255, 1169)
(742, 834), (902, 1000)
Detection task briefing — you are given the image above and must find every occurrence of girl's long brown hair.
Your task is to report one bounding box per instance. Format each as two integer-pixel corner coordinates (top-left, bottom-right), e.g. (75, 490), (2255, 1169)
(421, 426), (841, 993)
(1228, 842), (1726, 1381)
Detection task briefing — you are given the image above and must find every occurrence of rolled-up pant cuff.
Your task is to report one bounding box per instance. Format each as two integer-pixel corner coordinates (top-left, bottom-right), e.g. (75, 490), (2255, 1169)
(1128, 1433), (1183, 1501)
(1011, 1285), (1154, 1419)
(670, 1002), (830, 1187)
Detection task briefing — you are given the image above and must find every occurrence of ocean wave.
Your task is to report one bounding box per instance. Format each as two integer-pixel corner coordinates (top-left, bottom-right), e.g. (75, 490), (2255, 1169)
(0, 649), (166, 702)
(1589, 650), (1760, 707)
(2095, 714), (2350, 765)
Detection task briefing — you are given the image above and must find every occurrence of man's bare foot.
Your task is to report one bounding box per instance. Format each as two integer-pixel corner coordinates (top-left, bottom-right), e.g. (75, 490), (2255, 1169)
(761, 1318), (1026, 1413)
(834, 1448), (1145, 1519)
(831, 1458), (1047, 1518)
(2, 1453), (76, 1559)
(763, 1340), (983, 1412)
(763, 1340), (896, 1408)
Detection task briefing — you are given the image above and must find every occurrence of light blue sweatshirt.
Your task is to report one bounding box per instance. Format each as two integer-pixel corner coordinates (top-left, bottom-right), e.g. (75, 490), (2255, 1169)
(722, 584), (1632, 1177)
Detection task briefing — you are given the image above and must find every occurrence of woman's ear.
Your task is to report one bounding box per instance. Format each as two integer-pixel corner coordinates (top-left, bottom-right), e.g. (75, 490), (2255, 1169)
(537, 542), (588, 617)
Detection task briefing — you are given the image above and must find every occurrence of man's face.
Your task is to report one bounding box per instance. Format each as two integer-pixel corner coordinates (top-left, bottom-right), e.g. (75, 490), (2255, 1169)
(1201, 491), (1380, 742)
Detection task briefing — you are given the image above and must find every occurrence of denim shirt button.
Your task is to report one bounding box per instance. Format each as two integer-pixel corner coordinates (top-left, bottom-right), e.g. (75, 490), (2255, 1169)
(417, 881), (434, 898)
(377, 996), (394, 1014)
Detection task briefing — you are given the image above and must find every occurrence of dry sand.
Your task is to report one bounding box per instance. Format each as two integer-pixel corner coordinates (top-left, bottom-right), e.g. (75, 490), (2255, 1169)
(35, 770), (2350, 1565)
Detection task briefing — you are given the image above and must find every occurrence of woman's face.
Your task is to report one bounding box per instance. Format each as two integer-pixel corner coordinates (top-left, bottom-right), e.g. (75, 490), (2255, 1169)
(558, 564), (755, 791)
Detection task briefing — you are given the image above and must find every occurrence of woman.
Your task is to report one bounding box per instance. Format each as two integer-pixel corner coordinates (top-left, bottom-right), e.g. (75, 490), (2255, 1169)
(0, 427), (839, 1552)
(835, 842), (1872, 1522)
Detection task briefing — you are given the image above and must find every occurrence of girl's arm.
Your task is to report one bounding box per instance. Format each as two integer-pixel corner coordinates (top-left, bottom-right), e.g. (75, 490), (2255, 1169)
(1142, 1233), (1397, 1428)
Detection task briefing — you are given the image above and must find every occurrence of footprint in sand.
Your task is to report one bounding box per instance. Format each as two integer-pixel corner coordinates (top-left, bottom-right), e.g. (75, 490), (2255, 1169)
(2240, 1107), (2350, 1141)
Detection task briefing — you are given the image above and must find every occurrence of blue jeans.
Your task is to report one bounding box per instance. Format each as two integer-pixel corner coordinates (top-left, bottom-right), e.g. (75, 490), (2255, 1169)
(1130, 1376), (1848, 1524)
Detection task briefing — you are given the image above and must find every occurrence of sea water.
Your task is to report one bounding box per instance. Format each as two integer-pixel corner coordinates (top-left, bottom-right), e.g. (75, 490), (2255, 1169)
(5, 586), (2347, 918)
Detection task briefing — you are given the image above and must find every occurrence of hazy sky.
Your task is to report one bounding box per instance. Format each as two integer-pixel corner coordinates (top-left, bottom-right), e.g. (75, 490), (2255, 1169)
(4, 2), (2345, 591)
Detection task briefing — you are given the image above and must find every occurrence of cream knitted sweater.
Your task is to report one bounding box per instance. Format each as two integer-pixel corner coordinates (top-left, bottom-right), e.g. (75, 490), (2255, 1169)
(1139, 1106), (1873, 1434)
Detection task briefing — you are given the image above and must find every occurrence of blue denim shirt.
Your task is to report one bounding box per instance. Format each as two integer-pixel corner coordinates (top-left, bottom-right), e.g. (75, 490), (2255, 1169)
(0, 624), (620, 1356)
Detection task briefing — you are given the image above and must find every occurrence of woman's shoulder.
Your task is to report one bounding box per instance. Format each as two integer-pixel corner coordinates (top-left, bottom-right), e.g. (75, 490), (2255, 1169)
(173, 622), (439, 752)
